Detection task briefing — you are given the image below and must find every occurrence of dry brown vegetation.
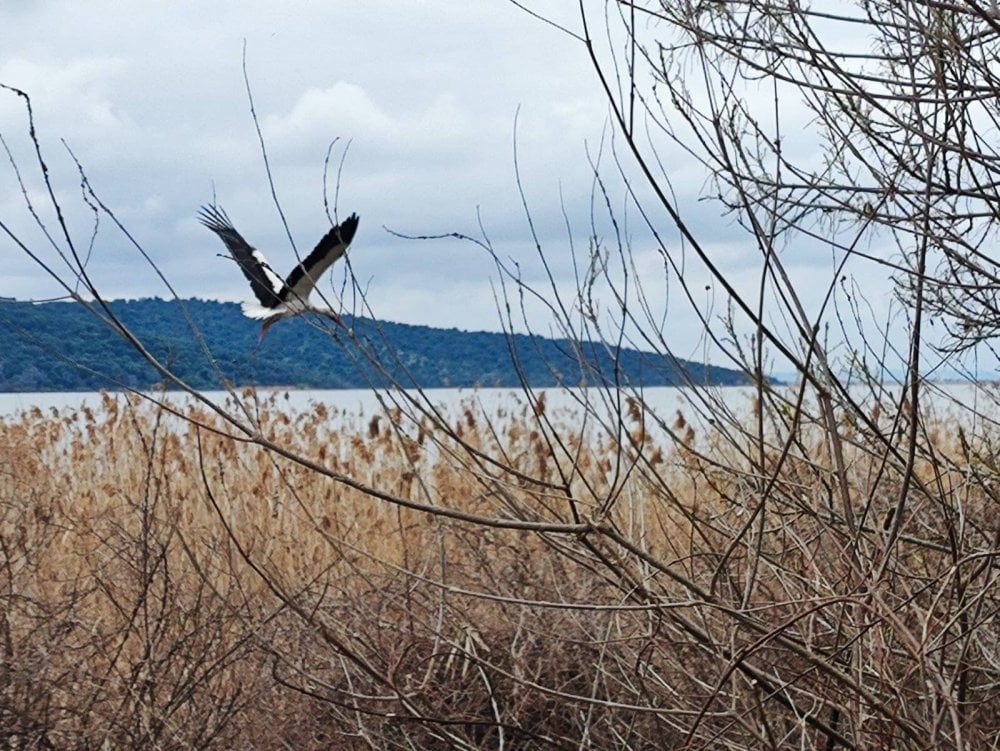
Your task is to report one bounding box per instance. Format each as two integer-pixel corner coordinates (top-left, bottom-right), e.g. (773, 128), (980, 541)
(2, 385), (999, 749)
(7, 3), (1000, 747)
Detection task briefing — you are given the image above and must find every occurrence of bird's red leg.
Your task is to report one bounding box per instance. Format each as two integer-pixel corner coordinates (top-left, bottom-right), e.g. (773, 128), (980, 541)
(259, 317), (276, 342)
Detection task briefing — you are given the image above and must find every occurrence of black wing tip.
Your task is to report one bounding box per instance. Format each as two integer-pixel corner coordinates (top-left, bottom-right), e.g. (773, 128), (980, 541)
(201, 205), (359, 248)
(197, 204), (235, 233)
(336, 213), (360, 245)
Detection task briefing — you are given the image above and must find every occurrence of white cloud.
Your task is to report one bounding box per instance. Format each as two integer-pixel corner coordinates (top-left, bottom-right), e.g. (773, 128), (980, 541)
(264, 85), (389, 147)
(0, 0), (900, 374)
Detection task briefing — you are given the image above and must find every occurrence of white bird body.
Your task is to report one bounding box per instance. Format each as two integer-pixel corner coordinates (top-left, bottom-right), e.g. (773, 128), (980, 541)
(198, 205), (360, 338)
(239, 300), (299, 319)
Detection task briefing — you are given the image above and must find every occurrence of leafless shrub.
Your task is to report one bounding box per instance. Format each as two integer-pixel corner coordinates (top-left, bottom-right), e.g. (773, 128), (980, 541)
(3, 3), (1000, 748)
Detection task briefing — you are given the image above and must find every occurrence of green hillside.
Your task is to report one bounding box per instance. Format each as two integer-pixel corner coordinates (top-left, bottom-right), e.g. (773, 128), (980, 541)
(0, 298), (751, 391)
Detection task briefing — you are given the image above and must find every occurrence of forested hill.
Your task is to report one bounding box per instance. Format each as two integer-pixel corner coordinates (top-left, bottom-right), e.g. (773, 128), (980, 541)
(0, 298), (751, 392)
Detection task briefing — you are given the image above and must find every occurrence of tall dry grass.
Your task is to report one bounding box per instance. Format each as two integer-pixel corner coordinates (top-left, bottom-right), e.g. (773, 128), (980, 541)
(1, 386), (998, 749)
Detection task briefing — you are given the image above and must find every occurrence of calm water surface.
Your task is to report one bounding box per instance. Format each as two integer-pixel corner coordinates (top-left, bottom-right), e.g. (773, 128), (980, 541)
(0, 383), (993, 427)
(0, 386), (708, 421)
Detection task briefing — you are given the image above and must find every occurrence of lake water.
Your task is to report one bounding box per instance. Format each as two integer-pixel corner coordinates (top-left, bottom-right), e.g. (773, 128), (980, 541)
(1, 382), (993, 430)
(0, 388), (391, 419)
(0, 386), (702, 421)
(0, 387), (755, 453)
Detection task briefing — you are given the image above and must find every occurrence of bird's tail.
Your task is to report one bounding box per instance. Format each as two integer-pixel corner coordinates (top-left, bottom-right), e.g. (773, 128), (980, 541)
(240, 301), (276, 320)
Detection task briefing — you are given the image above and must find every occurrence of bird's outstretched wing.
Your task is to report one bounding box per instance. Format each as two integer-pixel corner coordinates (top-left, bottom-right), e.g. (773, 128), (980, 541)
(282, 213), (360, 301)
(198, 205), (286, 308)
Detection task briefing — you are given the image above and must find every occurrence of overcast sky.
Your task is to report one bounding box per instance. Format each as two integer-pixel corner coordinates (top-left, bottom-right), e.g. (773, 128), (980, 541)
(0, 1), (912, 374)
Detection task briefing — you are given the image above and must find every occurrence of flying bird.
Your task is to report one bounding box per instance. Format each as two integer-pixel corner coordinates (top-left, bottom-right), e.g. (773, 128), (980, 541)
(199, 205), (360, 340)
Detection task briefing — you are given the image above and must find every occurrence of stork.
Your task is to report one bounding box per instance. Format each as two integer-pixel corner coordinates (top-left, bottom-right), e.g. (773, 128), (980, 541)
(198, 205), (360, 340)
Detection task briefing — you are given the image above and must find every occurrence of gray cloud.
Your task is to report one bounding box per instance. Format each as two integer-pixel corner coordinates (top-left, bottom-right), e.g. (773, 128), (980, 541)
(1, 1), (856, 365)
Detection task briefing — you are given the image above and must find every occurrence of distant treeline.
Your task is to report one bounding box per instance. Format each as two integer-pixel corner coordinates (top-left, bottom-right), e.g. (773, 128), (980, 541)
(0, 298), (751, 392)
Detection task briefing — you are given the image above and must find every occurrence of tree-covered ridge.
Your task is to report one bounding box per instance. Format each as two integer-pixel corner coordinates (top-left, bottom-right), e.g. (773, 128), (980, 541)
(0, 298), (751, 392)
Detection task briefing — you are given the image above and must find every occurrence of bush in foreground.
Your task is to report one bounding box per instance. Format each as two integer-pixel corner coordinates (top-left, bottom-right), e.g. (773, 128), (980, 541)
(2, 386), (998, 749)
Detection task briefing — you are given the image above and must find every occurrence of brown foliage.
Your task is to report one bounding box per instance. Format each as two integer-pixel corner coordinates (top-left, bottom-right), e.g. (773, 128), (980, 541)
(1, 386), (998, 749)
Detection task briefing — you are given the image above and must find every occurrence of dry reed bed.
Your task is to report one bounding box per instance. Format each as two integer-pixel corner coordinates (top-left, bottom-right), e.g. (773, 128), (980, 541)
(1, 387), (998, 749)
